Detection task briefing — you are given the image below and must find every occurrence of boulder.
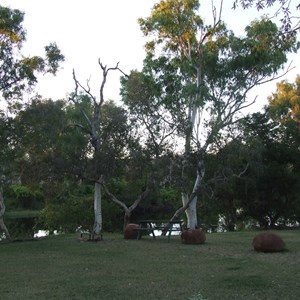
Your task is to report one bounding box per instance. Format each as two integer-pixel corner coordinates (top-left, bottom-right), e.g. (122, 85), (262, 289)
(124, 223), (139, 239)
(252, 232), (285, 252)
(181, 228), (206, 244)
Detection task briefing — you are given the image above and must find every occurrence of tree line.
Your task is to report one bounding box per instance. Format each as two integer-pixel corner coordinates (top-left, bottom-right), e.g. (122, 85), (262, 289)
(0, 0), (299, 239)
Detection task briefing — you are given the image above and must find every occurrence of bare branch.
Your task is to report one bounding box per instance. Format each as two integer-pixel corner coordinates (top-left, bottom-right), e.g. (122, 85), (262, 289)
(98, 59), (126, 105)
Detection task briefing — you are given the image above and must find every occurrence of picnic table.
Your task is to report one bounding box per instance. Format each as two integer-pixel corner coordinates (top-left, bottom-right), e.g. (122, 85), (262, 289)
(134, 220), (184, 242)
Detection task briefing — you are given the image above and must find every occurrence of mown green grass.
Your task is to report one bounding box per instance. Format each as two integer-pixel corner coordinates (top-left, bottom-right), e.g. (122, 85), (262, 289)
(0, 230), (299, 300)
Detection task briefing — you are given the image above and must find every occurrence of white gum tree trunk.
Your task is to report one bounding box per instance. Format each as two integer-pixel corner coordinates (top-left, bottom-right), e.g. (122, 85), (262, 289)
(182, 160), (204, 229)
(0, 189), (11, 240)
(93, 181), (102, 235)
(182, 193), (197, 229)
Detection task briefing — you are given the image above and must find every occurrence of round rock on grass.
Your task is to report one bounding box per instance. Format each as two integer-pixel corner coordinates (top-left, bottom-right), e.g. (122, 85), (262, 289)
(124, 223), (139, 239)
(252, 232), (285, 252)
(181, 228), (206, 245)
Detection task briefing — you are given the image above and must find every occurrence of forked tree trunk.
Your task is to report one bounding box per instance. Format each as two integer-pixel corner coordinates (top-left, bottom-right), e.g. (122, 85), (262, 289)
(101, 181), (149, 231)
(0, 189), (11, 240)
(93, 181), (102, 235)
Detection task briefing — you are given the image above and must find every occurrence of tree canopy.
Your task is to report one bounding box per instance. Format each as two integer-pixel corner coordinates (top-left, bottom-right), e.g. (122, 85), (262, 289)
(0, 5), (64, 103)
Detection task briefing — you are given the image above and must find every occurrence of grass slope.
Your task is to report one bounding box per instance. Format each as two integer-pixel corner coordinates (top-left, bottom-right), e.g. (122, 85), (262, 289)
(0, 230), (299, 300)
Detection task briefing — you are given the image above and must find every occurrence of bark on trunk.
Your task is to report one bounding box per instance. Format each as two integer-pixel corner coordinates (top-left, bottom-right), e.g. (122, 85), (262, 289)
(93, 181), (102, 235)
(0, 189), (11, 240)
(182, 193), (198, 229)
(166, 158), (205, 231)
(183, 163), (204, 229)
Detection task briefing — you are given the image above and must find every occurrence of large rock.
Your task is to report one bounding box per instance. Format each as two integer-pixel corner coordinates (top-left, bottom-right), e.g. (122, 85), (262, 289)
(181, 228), (206, 244)
(252, 232), (285, 252)
(124, 223), (139, 239)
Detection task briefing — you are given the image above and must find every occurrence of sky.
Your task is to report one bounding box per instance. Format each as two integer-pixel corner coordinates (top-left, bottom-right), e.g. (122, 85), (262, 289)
(1, 0), (299, 113)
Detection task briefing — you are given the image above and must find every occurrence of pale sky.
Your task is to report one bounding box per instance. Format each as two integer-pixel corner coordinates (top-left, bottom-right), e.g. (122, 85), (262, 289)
(1, 0), (299, 113)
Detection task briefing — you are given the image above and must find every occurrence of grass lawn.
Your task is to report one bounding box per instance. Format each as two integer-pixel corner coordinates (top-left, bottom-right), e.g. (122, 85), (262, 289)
(0, 230), (299, 300)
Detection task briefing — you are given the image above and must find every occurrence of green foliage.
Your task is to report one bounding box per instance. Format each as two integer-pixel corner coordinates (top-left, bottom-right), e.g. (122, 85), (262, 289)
(44, 42), (65, 74)
(138, 0), (202, 54)
(0, 5), (64, 101)
(204, 108), (300, 229)
(268, 75), (300, 138)
(159, 186), (180, 204)
(12, 99), (71, 187)
(7, 185), (43, 210)
(135, 0), (299, 150)
(233, 0), (300, 39)
(37, 183), (124, 233)
(37, 187), (94, 233)
(38, 201), (93, 233)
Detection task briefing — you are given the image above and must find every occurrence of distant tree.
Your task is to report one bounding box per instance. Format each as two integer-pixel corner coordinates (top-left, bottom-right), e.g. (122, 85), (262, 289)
(239, 111), (300, 227)
(202, 139), (250, 230)
(268, 75), (300, 133)
(202, 108), (299, 230)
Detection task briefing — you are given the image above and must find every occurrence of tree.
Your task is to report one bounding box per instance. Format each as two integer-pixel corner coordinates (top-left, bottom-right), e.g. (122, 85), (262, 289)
(13, 99), (68, 186)
(238, 111), (300, 227)
(122, 0), (298, 230)
(201, 106), (299, 230)
(69, 60), (134, 236)
(0, 5), (64, 240)
(268, 75), (300, 131)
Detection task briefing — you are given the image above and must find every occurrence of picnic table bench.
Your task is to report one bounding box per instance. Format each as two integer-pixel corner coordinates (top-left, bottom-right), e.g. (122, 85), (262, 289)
(134, 220), (184, 242)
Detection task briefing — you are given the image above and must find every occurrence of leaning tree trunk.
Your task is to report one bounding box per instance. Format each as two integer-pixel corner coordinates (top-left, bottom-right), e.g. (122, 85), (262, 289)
(0, 189), (11, 240)
(93, 181), (102, 235)
(184, 159), (205, 229)
(182, 193), (198, 229)
(164, 158), (205, 233)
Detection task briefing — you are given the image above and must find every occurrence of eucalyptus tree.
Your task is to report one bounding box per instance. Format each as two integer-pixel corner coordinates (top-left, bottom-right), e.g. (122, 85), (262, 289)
(122, 0), (298, 229)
